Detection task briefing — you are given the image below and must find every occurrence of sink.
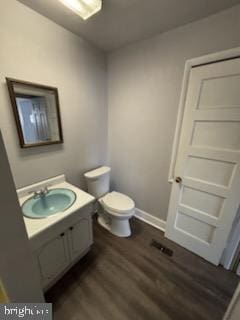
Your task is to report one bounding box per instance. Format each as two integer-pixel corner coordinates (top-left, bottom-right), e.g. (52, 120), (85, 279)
(22, 188), (76, 219)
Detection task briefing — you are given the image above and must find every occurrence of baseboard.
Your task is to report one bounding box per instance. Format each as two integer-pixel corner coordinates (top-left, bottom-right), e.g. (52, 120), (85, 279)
(134, 208), (166, 232)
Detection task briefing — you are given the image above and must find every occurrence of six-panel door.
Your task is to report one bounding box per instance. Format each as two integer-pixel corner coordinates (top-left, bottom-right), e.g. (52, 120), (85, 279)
(166, 58), (240, 265)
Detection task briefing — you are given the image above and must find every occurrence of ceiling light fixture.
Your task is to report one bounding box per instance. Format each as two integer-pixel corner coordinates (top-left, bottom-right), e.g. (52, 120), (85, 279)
(58, 0), (102, 20)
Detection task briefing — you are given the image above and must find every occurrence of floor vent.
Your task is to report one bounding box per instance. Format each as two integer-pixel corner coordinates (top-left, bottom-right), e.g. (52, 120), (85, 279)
(151, 239), (173, 257)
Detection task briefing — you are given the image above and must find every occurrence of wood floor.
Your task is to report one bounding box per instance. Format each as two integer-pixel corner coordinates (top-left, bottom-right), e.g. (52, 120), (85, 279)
(46, 218), (239, 320)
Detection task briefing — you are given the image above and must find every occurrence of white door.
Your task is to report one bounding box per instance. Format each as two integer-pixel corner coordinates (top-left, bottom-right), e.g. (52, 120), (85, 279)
(37, 233), (69, 287)
(68, 217), (93, 262)
(165, 58), (240, 265)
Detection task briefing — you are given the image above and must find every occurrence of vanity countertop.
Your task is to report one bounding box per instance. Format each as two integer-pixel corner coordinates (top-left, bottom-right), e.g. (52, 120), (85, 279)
(17, 175), (95, 239)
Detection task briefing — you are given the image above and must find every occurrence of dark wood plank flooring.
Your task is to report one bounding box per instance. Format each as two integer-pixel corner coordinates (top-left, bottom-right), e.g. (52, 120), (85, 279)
(46, 218), (239, 320)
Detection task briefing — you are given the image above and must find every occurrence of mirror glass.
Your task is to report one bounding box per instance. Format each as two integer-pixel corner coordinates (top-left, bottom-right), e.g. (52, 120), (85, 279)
(6, 78), (63, 148)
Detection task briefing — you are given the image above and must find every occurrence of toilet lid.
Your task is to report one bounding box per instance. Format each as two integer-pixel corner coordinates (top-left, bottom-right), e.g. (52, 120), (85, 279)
(102, 192), (135, 213)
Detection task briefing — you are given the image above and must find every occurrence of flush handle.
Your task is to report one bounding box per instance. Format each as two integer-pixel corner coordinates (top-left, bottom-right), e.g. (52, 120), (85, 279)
(175, 176), (182, 184)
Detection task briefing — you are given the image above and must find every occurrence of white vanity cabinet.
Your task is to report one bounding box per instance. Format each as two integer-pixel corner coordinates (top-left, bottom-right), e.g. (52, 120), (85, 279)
(37, 232), (69, 288)
(33, 205), (93, 290)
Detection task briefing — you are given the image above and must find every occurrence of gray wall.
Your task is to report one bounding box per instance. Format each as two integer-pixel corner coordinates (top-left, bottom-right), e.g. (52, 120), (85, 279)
(107, 5), (240, 221)
(0, 130), (44, 302)
(1, 0), (240, 223)
(0, 0), (107, 189)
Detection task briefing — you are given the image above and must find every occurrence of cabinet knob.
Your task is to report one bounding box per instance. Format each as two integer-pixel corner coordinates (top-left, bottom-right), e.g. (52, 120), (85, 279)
(69, 226), (74, 231)
(60, 232), (65, 237)
(175, 176), (182, 184)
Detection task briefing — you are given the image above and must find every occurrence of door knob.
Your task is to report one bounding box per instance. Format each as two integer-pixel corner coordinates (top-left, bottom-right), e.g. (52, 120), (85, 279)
(175, 176), (182, 184)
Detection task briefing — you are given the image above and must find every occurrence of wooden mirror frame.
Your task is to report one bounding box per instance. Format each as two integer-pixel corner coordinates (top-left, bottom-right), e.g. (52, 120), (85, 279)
(6, 78), (64, 148)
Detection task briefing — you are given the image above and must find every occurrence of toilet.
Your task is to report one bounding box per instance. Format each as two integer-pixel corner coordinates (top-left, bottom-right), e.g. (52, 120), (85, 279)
(84, 166), (135, 237)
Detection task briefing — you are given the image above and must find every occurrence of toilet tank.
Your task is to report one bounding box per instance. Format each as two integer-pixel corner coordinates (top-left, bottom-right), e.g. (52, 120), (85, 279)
(84, 166), (111, 198)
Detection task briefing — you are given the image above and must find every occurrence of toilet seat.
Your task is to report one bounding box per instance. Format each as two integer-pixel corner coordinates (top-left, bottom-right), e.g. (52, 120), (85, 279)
(102, 191), (135, 214)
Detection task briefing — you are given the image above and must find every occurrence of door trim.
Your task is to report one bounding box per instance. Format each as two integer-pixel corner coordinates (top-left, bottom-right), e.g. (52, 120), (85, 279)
(168, 46), (240, 183)
(223, 283), (240, 320)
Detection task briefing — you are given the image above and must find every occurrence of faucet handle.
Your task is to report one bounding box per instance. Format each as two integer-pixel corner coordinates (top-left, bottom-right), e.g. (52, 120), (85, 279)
(28, 189), (37, 195)
(28, 190), (41, 199)
(43, 186), (49, 194)
(28, 186), (50, 198)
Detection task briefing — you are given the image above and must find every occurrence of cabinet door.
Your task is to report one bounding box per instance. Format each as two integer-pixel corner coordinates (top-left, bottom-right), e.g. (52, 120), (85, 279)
(37, 233), (69, 288)
(69, 216), (93, 262)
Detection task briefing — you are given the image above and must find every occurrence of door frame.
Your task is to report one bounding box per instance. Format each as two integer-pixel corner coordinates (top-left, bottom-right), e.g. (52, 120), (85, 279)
(168, 46), (240, 183)
(221, 207), (240, 270)
(223, 282), (240, 320)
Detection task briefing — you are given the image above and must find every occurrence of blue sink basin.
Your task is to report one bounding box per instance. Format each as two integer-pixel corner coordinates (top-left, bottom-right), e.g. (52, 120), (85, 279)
(22, 188), (76, 219)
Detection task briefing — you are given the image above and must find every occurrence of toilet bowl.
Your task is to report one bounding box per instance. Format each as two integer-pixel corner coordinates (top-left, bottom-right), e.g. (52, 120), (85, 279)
(99, 191), (135, 237)
(84, 166), (135, 237)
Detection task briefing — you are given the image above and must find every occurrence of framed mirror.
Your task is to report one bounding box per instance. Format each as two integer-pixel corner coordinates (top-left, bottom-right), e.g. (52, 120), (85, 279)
(6, 78), (63, 148)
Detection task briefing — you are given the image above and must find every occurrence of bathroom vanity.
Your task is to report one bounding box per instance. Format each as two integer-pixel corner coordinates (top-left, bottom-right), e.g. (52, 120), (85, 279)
(17, 175), (95, 291)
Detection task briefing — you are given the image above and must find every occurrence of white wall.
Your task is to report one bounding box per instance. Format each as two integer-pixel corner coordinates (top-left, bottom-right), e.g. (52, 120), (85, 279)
(0, 0), (107, 189)
(107, 5), (240, 221)
(0, 130), (44, 302)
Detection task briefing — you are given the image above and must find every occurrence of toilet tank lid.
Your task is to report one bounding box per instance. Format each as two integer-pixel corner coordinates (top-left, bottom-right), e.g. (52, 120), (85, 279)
(84, 166), (111, 179)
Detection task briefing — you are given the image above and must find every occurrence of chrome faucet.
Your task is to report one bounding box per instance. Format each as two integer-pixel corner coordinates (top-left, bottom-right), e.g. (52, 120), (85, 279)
(29, 186), (49, 199)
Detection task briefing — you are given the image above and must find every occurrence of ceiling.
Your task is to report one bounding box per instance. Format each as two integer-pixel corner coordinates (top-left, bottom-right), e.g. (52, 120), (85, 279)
(18, 0), (240, 51)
